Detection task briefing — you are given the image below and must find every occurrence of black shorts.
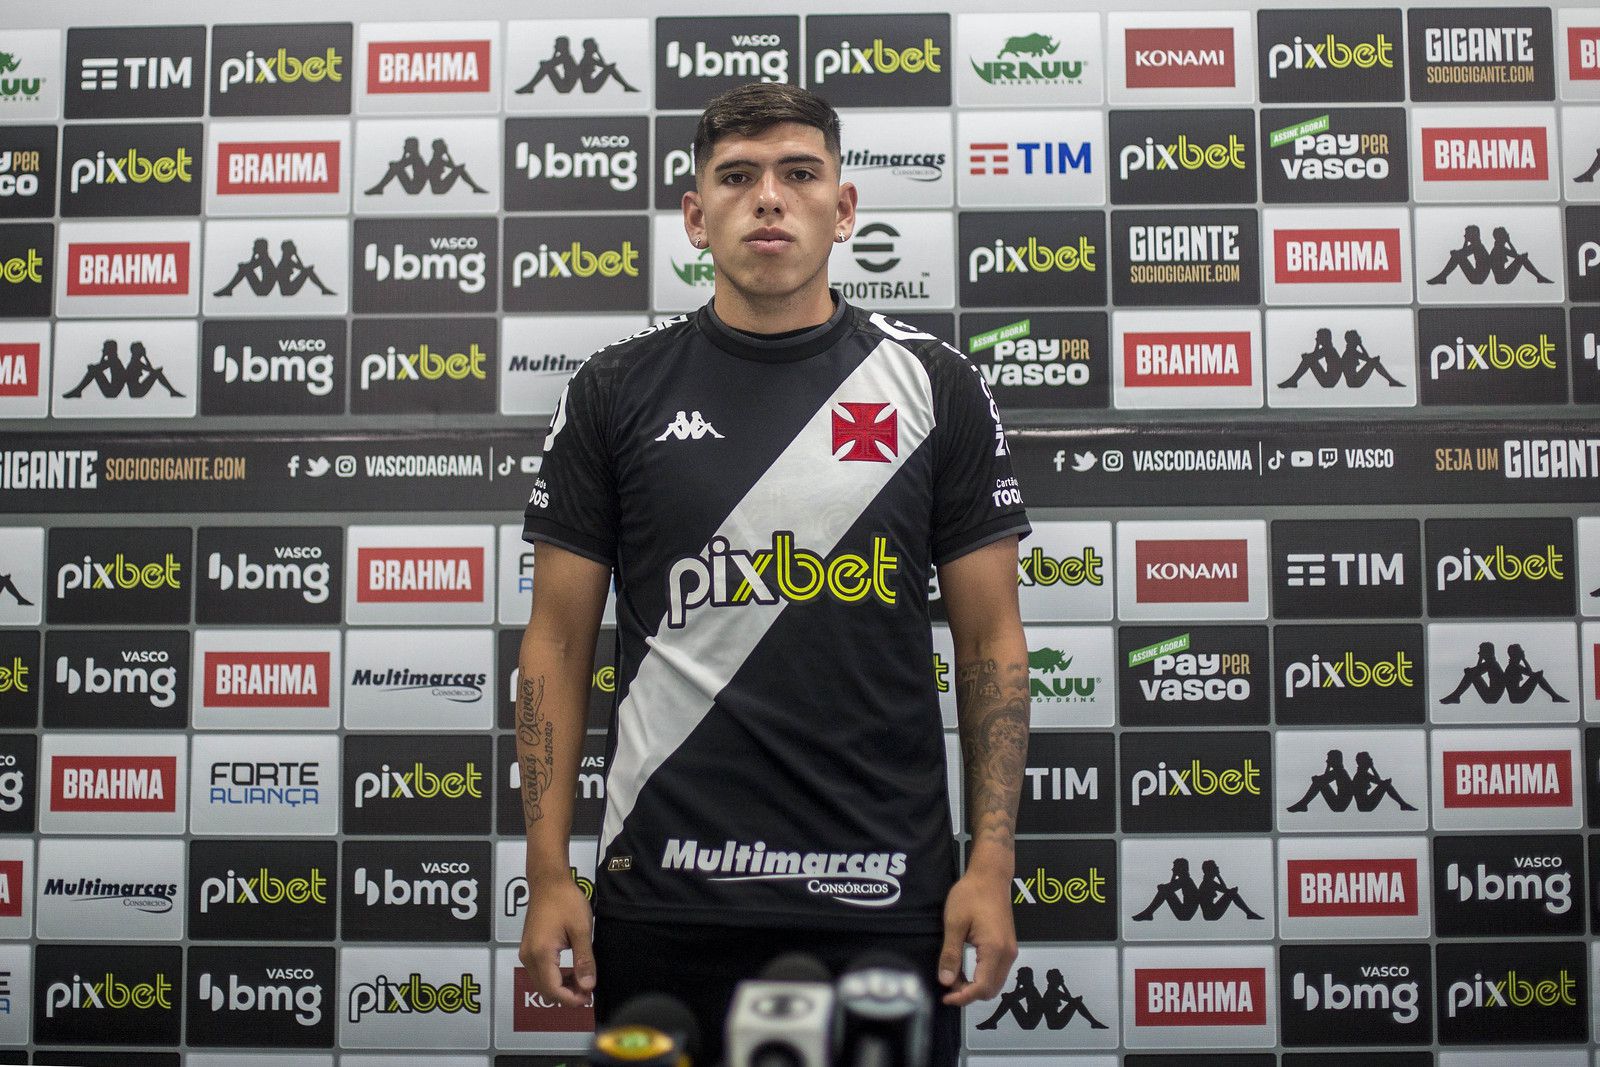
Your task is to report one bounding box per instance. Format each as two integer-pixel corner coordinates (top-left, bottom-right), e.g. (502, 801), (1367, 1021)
(592, 915), (962, 1066)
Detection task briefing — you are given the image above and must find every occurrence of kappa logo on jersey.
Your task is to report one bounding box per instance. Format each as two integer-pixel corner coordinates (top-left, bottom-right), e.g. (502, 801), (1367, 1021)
(831, 402), (898, 462)
(1135, 539), (1250, 603)
(1443, 749), (1572, 808)
(655, 410), (723, 441)
(366, 39), (490, 94)
(661, 837), (909, 908)
(1124, 28), (1236, 89)
(65, 241), (189, 296)
(1123, 331), (1252, 388)
(1286, 858), (1419, 917)
(356, 546), (484, 604)
(666, 533), (899, 628)
(50, 755), (176, 812)
(347, 969), (483, 1021)
(216, 140), (339, 196)
(1134, 966), (1266, 1025)
(204, 651), (330, 708)
(1422, 125), (1549, 182)
(1274, 228), (1402, 283)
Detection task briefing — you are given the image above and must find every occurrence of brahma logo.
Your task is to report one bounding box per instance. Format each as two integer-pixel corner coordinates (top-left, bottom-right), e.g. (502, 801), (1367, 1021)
(356, 546), (484, 604)
(203, 651), (330, 708)
(50, 755), (175, 812)
(1135, 539), (1250, 604)
(1124, 28), (1235, 89)
(1286, 858), (1418, 917)
(1422, 125), (1548, 182)
(1274, 228), (1401, 284)
(0, 343), (40, 398)
(0, 859), (22, 917)
(1123, 331), (1251, 388)
(831, 402), (898, 462)
(366, 40), (490, 94)
(216, 141), (339, 196)
(65, 241), (188, 296)
(1570, 27), (1600, 80)
(1134, 966), (1266, 1026)
(1443, 749), (1572, 808)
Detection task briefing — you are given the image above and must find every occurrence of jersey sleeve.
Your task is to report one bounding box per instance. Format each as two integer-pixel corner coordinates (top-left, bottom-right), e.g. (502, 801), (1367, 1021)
(930, 349), (1031, 565)
(522, 362), (619, 565)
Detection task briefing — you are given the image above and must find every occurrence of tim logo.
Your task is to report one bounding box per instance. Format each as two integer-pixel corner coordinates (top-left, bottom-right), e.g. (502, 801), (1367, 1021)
(831, 402), (898, 462)
(1422, 126), (1549, 182)
(356, 547), (484, 604)
(66, 242), (188, 296)
(1124, 28), (1235, 88)
(1134, 966), (1266, 1026)
(203, 651), (330, 708)
(973, 966), (1110, 1031)
(1135, 539), (1249, 603)
(1274, 228), (1401, 283)
(1286, 858), (1418, 917)
(366, 40), (490, 94)
(50, 754), (176, 812)
(216, 141), (340, 196)
(1442, 749), (1572, 809)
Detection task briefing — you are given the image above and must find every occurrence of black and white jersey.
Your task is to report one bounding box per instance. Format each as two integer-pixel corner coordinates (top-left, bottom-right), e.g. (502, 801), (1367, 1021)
(523, 297), (1030, 931)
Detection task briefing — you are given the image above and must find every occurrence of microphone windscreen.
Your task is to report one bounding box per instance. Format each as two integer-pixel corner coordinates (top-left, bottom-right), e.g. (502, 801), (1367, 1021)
(761, 952), (832, 984)
(608, 992), (702, 1059)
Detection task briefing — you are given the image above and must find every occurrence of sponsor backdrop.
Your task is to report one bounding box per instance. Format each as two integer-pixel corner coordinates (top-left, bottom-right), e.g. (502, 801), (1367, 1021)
(2, 0), (1600, 1060)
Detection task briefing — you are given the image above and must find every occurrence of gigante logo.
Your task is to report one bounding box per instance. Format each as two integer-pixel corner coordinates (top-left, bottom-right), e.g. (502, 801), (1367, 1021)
(198, 866), (329, 912)
(363, 238), (486, 293)
(69, 146), (192, 193)
(56, 649), (178, 708)
(511, 240), (640, 285)
(1290, 966), (1418, 1024)
(351, 760), (483, 807)
(197, 970), (323, 1027)
(967, 236), (1096, 282)
(1434, 543), (1563, 590)
(347, 972), (482, 1022)
(513, 139), (637, 192)
(1268, 33), (1395, 77)
(1119, 135), (1246, 180)
(360, 343), (487, 391)
(45, 971), (173, 1017)
(971, 32), (1083, 85)
(217, 47), (343, 92)
(1429, 333), (1557, 380)
(812, 37), (941, 83)
(209, 545), (331, 602)
(666, 533), (897, 628)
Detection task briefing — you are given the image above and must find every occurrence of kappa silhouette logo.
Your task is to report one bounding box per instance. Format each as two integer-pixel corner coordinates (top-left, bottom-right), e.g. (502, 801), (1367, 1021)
(655, 410), (723, 441)
(1280, 327), (1406, 389)
(516, 36), (640, 95)
(1130, 856), (1265, 922)
(975, 966), (1109, 1031)
(366, 137), (488, 198)
(831, 402), (898, 462)
(214, 238), (336, 299)
(1438, 642), (1567, 705)
(1426, 225), (1556, 287)
(1286, 748), (1417, 813)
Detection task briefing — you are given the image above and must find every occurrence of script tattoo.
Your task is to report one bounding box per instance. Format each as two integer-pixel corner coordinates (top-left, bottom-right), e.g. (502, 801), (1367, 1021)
(517, 675), (553, 826)
(956, 657), (1028, 851)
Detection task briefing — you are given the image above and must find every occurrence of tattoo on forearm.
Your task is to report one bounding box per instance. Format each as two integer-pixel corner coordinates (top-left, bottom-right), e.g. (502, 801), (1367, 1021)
(956, 657), (1029, 851)
(517, 675), (553, 826)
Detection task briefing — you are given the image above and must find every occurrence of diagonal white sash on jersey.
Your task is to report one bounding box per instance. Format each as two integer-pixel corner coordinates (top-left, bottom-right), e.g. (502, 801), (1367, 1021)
(601, 338), (936, 856)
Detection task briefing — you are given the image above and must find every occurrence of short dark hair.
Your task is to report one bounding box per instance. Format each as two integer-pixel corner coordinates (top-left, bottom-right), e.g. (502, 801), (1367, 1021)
(692, 82), (842, 176)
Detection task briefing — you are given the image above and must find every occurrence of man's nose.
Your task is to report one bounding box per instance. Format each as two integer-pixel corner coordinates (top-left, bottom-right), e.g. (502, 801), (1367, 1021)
(754, 172), (784, 215)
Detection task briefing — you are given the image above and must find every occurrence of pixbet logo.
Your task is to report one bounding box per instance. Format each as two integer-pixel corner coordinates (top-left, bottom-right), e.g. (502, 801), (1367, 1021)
(1268, 33), (1395, 77)
(55, 552), (182, 600)
(1445, 968), (1576, 1017)
(666, 533), (898, 629)
(513, 139), (638, 192)
(1429, 333), (1557, 379)
(55, 650), (177, 708)
(813, 37), (942, 83)
(45, 970), (173, 1017)
(1434, 543), (1563, 590)
(359, 343), (487, 391)
(197, 970), (322, 1027)
(664, 36), (788, 83)
(511, 240), (640, 285)
(1445, 858), (1570, 914)
(1289, 967), (1419, 1023)
(1118, 135), (1245, 180)
(967, 236), (1096, 282)
(199, 866), (329, 913)
(209, 546), (330, 603)
(363, 237), (486, 293)
(1017, 545), (1103, 588)
(1012, 864), (1105, 905)
(347, 971), (481, 1022)
(217, 47), (343, 93)
(0, 248), (43, 285)
(352, 761), (483, 808)
(1282, 651), (1413, 698)
(1129, 758), (1260, 805)
(68, 147), (191, 193)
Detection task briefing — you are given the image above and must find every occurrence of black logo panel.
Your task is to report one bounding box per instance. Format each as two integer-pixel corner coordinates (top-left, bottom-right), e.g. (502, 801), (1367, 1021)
(0, 733), (37, 834)
(1109, 109), (1257, 205)
(1587, 728), (1600, 830)
(1425, 517), (1574, 617)
(1118, 626), (1269, 727)
(1574, 309), (1600, 404)
(188, 838), (337, 941)
(1017, 731), (1114, 834)
(497, 731), (608, 838)
(0, 221), (52, 318)
(504, 117), (648, 212)
(47, 526), (191, 625)
(65, 25), (207, 119)
(1417, 306), (1568, 406)
(1278, 1057), (1429, 1067)
(209, 22), (352, 116)
(1435, 940), (1587, 1044)
(959, 311), (1109, 412)
(1274, 624), (1425, 726)
(352, 216), (498, 314)
(34, 943), (183, 1046)
(957, 211), (1106, 308)
(1012, 837), (1116, 942)
(60, 123), (203, 217)
(1407, 7), (1554, 102)
(653, 114), (698, 211)
(1569, 206), (1600, 305)
(343, 733), (491, 835)
(1259, 107), (1409, 203)
(655, 17), (800, 111)
(1434, 833), (1583, 938)
(1110, 209), (1261, 306)
(1280, 942), (1431, 1047)
(804, 14), (951, 107)
(1271, 518), (1421, 618)
(495, 626), (613, 733)
(502, 214), (648, 312)
(1257, 9), (1406, 102)
(200, 319), (346, 418)
(186, 945), (335, 1048)
(43, 629), (189, 730)
(350, 316), (497, 415)
(196, 525), (342, 626)
(0, 631), (38, 728)
(0, 125), (58, 219)
(341, 839), (491, 942)
(1119, 731), (1272, 834)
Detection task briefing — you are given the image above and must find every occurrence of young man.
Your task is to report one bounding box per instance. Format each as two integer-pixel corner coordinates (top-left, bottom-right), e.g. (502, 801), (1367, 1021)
(517, 82), (1030, 1064)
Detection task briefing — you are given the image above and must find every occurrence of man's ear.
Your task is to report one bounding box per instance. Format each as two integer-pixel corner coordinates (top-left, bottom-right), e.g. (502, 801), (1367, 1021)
(682, 188), (706, 248)
(835, 180), (858, 242)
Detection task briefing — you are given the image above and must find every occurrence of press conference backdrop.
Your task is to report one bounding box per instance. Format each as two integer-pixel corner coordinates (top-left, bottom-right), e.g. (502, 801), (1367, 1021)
(0, 0), (1596, 1060)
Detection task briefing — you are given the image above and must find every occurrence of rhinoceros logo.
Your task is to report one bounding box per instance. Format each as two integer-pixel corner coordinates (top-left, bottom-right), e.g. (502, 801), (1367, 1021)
(1030, 647), (1073, 673)
(1029, 646), (1099, 701)
(1001, 34), (1059, 58)
(972, 32), (1084, 86)
(0, 54), (20, 75)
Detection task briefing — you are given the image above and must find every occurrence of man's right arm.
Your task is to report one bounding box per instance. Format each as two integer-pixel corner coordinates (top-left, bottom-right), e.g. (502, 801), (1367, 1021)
(516, 541), (611, 1008)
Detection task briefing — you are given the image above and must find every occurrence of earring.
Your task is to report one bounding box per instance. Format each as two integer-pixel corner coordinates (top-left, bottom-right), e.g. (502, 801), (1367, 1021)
(692, 237), (703, 248)
(836, 232), (846, 243)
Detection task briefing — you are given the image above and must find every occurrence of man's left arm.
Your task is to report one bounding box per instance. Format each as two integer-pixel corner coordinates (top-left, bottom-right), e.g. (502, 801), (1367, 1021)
(936, 534), (1028, 1007)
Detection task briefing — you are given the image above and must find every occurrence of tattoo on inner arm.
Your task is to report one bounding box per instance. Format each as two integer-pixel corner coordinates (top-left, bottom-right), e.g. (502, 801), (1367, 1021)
(956, 657), (1029, 851)
(517, 675), (553, 826)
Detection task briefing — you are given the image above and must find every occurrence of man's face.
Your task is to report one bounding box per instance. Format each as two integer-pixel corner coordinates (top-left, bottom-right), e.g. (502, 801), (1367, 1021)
(683, 122), (856, 306)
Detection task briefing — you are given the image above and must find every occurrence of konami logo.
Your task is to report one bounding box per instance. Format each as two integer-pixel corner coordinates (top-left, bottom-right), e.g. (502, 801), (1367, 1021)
(1135, 539), (1250, 603)
(1134, 966), (1266, 1026)
(1567, 27), (1600, 80)
(50, 754), (176, 812)
(1123, 331), (1252, 387)
(1286, 858), (1418, 917)
(202, 650), (330, 708)
(216, 141), (340, 196)
(1421, 127), (1549, 182)
(356, 546), (484, 603)
(65, 241), (189, 296)
(366, 40), (490, 94)
(1124, 28), (1235, 89)
(0, 343), (40, 397)
(1273, 228), (1401, 284)
(1443, 749), (1572, 808)
(512, 964), (593, 1032)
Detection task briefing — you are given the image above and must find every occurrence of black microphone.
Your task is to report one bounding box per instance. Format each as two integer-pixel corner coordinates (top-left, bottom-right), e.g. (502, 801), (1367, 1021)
(835, 952), (932, 1067)
(725, 952), (835, 1067)
(588, 992), (700, 1066)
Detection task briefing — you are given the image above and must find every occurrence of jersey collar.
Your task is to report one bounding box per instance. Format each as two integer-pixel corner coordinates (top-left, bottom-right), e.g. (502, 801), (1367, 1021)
(696, 292), (853, 364)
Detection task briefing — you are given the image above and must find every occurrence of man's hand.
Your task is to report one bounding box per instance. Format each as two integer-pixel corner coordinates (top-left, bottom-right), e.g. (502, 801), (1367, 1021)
(519, 875), (597, 1008)
(937, 864), (1017, 1007)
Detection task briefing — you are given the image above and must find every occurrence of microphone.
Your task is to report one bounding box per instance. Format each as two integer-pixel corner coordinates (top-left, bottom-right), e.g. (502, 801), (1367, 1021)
(588, 992), (700, 1066)
(725, 952), (835, 1067)
(835, 953), (932, 1067)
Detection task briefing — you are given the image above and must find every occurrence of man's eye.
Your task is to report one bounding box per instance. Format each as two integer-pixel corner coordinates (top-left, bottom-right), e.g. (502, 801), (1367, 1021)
(791, 169), (816, 182)
(723, 172), (750, 185)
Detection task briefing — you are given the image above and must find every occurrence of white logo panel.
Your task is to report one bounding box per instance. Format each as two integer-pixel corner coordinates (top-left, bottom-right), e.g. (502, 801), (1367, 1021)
(1430, 726), (1581, 831)
(966, 946), (1119, 1050)
(0, 30), (64, 119)
(1584, 623), (1600, 722)
(500, 314), (643, 418)
(354, 118), (500, 214)
(51, 319), (197, 419)
(202, 218), (349, 317)
(493, 838), (596, 945)
(1275, 729), (1428, 833)
(345, 524), (495, 626)
(1121, 836), (1274, 942)
(957, 110), (1103, 208)
(1115, 519), (1268, 621)
(1121, 944), (1275, 1048)
(1416, 205), (1566, 305)
(1265, 308), (1417, 409)
(0, 527), (42, 626)
(828, 211), (955, 309)
(504, 19), (652, 113)
(1025, 625), (1115, 728)
(0, 839), (33, 940)
(839, 110), (953, 209)
(1580, 517), (1600, 619)
(1411, 106), (1559, 203)
(39, 731), (187, 835)
(956, 13), (1104, 107)
(1017, 521), (1113, 622)
(35, 837), (182, 941)
(1113, 309), (1262, 410)
(1277, 835), (1431, 941)
(1262, 206), (1413, 307)
(651, 213), (713, 313)
(192, 628), (341, 731)
(55, 219), (201, 319)
(189, 732), (338, 837)
(1108, 11), (1255, 106)
(343, 628), (493, 731)
(1428, 621), (1579, 724)
(206, 119), (352, 216)
(356, 22), (500, 116)
(340, 946), (491, 1049)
